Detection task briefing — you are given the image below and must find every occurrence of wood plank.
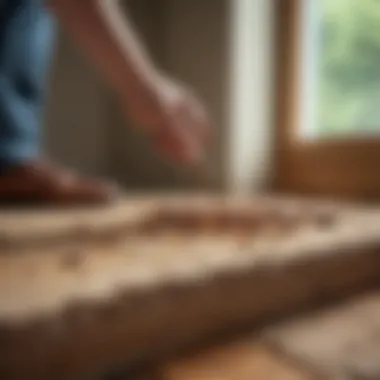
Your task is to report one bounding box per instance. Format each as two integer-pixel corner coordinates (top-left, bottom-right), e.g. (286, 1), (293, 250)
(1, 195), (380, 379)
(0, 194), (347, 251)
(0, 197), (155, 250)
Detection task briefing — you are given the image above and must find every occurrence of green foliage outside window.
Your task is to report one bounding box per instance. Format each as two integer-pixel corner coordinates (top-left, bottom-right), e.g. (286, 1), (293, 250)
(317, 0), (380, 135)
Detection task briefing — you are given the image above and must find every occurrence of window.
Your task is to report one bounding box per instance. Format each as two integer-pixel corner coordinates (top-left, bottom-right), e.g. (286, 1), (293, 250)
(275, 0), (380, 200)
(300, 0), (380, 140)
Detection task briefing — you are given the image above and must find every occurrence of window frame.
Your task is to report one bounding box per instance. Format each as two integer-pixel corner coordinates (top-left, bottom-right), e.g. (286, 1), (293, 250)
(274, 0), (380, 201)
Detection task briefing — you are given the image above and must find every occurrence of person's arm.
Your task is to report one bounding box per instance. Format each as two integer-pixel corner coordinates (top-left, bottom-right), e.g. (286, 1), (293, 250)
(47, 0), (157, 105)
(47, 0), (210, 164)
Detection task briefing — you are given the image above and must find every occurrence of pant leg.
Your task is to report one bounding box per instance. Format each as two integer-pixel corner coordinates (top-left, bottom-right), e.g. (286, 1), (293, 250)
(0, 0), (56, 167)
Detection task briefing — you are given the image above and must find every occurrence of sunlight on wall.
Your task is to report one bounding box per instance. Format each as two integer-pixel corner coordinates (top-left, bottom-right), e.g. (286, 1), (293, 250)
(227, 0), (275, 194)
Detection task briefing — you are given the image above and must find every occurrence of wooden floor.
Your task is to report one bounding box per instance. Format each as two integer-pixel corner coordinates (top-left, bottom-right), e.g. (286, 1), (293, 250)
(136, 343), (317, 380)
(132, 290), (380, 380)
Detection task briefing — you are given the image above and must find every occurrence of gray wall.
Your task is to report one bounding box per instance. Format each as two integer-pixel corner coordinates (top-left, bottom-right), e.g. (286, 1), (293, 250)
(162, 0), (229, 190)
(44, 0), (229, 190)
(106, 0), (229, 190)
(44, 31), (109, 177)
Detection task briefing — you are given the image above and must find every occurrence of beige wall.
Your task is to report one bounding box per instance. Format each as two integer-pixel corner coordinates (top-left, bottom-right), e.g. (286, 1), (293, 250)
(44, 0), (274, 192)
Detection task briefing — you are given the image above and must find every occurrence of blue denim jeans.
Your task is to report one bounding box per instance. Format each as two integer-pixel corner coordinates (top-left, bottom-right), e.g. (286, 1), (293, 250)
(0, 0), (55, 167)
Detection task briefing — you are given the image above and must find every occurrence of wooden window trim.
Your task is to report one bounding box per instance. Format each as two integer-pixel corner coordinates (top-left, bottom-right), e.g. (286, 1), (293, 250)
(273, 0), (380, 201)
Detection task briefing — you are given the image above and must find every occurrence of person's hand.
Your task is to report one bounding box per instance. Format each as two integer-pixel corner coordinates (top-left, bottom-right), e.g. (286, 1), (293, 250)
(123, 74), (211, 164)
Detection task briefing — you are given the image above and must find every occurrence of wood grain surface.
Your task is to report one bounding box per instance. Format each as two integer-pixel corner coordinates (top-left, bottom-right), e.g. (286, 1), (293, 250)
(0, 195), (379, 379)
(0, 198), (155, 250)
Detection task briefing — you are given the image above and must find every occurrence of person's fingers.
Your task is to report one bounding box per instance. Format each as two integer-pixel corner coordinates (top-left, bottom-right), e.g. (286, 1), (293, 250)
(153, 128), (195, 163)
(154, 134), (184, 162)
(172, 110), (204, 163)
(146, 89), (207, 165)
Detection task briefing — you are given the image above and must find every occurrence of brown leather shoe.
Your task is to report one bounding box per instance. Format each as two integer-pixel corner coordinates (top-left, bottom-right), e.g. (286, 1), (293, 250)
(0, 161), (119, 207)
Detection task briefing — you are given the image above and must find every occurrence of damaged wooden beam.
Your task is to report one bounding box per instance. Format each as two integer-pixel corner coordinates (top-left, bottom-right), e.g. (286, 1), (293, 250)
(0, 196), (379, 379)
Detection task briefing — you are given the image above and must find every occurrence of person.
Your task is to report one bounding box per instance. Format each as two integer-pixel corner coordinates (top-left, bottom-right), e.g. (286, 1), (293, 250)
(0, 0), (210, 205)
